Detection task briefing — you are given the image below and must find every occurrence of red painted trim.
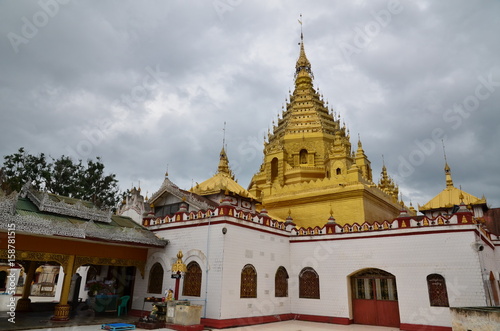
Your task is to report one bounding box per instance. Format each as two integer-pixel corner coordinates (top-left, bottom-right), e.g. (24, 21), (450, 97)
(294, 314), (351, 325)
(164, 323), (204, 331)
(475, 229), (495, 250)
(130, 309), (147, 317)
(290, 228), (477, 243)
(400, 323), (452, 331)
(202, 315), (291, 329)
(133, 310), (451, 331)
(150, 219), (290, 238)
(201, 313), (350, 329)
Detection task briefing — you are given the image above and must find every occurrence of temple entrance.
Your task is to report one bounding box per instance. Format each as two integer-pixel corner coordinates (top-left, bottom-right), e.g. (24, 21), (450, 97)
(351, 268), (400, 327)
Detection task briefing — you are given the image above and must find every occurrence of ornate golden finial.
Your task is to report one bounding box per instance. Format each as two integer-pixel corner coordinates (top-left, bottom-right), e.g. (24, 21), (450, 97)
(285, 209), (294, 224)
(182, 196), (186, 202)
(295, 14), (313, 80)
(442, 139), (454, 188)
(327, 205), (336, 224)
(409, 201), (416, 213)
(217, 146), (233, 177)
(171, 250), (187, 273)
(459, 185), (465, 203)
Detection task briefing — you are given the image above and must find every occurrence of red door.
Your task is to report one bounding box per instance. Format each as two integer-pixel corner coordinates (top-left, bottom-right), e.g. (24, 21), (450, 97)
(352, 269), (400, 328)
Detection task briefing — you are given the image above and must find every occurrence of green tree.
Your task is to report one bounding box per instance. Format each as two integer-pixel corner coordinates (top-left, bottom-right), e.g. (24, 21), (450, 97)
(1, 148), (120, 210)
(1, 147), (50, 193)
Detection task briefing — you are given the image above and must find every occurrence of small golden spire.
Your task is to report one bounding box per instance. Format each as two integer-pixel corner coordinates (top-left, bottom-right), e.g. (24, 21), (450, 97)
(295, 14), (313, 80)
(327, 205), (336, 224)
(442, 140), (454, 188)
(217, 146), (233, 177)
(285, 209), (294, 224)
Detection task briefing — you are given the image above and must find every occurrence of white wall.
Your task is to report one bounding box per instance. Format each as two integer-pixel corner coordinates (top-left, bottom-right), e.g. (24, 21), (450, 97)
(219, 222), (291, 320)
(138, 215), (496, 329)
(289, 226), (486, 328)
(132, 219), (226, 320)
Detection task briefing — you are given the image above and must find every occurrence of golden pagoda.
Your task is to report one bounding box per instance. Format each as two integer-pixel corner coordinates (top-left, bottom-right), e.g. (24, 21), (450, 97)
(248, 32), (405, 227)
(419, 160), (488, 218)
(191, 147), (255, 199)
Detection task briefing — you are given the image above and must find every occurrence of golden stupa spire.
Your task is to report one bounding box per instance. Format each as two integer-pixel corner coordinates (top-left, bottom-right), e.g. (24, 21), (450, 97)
(442, 140), (454, 188)
(217, 122), (234, 179)
(295, 14), (313, 80)
(218, 147), (232, 176)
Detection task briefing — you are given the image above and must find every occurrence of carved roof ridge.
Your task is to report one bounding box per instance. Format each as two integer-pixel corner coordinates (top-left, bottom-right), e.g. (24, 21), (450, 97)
(25, 186), (112, 223)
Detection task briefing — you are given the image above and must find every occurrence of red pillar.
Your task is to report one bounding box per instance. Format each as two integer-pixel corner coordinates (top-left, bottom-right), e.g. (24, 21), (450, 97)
(174, 271), (180, 300)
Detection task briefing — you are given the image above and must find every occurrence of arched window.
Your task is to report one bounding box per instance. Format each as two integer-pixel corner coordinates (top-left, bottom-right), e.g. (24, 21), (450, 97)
(427, 274), (449, 307)
(240, 264), (257, 298)
(182, 261), (202, 297)
(275, 266), (289, 297)
(300, 149), (308, 164)
(271, 158), (279, 181)
(336, 167), (341, 175)
(148, 263), (164, 294)
(299, 267), (320, 299)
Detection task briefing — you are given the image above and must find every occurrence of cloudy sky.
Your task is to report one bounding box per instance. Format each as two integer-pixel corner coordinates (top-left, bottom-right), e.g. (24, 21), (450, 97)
(1, 0), (499, 211)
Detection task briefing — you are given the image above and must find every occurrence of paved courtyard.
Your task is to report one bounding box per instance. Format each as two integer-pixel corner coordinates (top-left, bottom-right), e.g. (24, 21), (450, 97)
(32, 320), (399, 331)
(1, 311), (399, 331)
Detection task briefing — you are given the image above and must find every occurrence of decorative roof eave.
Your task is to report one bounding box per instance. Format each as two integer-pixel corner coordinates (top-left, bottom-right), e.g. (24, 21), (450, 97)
(190, 173), (257, 200)
(419, 186), (485, 211)
(0, 193), (167, 248)
(148, 176), (214, 211)
(0, 212), (167, 248)
(24, 186), (112, 224)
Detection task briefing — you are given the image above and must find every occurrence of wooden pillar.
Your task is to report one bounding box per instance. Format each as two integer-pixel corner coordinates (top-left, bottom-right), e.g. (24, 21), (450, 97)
(51, 255), (75, 321)
(15, 261), (37, 312)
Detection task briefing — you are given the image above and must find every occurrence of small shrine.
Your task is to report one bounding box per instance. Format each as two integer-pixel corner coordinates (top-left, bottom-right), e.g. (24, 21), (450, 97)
(136, 251), (203, 331)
